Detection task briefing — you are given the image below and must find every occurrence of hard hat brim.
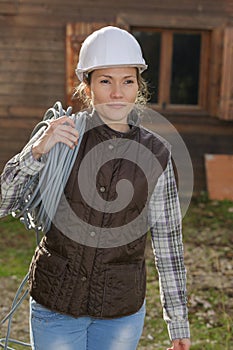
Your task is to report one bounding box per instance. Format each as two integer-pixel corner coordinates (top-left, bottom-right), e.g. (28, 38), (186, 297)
(75, 64), (148, 82)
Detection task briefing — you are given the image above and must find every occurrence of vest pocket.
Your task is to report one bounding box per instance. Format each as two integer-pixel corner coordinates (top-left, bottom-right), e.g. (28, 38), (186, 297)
(29, 244), (69, 309)
(101, 261), (146, 318)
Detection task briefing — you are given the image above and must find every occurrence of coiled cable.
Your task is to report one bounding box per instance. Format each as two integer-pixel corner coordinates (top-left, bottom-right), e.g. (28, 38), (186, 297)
(13, 101), (86, 232)
(0, 101), (86, 349)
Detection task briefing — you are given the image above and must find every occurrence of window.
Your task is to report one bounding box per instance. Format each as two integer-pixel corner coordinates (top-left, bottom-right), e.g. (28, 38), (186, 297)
(132, 28), (210, 111)
(171, 33), (201, 105)
(132, 31), (161, 103)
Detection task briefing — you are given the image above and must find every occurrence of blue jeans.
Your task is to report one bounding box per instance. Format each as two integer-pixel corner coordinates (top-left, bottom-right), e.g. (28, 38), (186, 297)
(29, 298), (146, 350)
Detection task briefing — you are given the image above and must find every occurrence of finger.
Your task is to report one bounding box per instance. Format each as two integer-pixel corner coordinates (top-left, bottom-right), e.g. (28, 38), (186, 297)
(51, 115), (76, 128)
(54, 125), (79, 143)
(45, 124), (79, 144)
(170, 339), (179, 350)
(51, 129), (79, 147)
(57, 124), (79, 138)
(54, 134), (76, 149)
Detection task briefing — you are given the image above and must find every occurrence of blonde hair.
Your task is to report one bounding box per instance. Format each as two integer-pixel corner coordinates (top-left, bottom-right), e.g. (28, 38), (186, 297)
(74, 70), (150, 109)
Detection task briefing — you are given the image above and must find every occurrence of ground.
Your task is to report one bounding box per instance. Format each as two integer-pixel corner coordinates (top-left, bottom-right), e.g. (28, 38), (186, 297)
(0, 197), (233, 349)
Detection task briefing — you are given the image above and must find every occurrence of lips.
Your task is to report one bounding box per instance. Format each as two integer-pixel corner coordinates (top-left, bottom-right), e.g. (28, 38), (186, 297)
(106, 103), (127, 109)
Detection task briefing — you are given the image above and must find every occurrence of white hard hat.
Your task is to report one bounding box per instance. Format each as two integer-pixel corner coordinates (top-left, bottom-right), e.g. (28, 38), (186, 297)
(75, 26), (147, 81)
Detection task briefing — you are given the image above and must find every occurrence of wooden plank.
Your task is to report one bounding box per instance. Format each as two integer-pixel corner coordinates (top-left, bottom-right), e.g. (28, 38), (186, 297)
(0, 83), (64, 96)
(13, 2), (233, 24)
(208, 27), (223, 117)
(0, 61), (64, 74)
(0, 38), (64, 51)
(0, 95), (63, 107)
(0, 134), (29, 146)
(0, 140), (29, 152)
(0, 71), (63, 85)
(1, 7), (230, 30)
(0, 0), (18, 15)
(205, 154), (233, 200)
(0, 25), (63, 40)
(15, 0), (232, 14)
(118, 12), (230, 30)
(219, 27), (233, 120)
(0, 106), (9, 118)
(2, 106), (45, 119)
(0, 117), (41, 129)
(0, 49), (64, 62)
(199, 31), (211, 110)
(142, 120), (233, 136)
(17, 3), (50, 16)
(158, 31), (173, 107)
(0, 15), (61, 28)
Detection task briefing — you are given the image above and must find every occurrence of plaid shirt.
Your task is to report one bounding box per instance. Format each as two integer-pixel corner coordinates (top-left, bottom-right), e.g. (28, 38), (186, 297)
(0, 131), (190, 341)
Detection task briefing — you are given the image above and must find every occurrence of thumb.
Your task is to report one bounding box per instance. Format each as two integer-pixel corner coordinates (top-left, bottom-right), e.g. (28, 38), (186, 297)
(167, 339), (179, 350)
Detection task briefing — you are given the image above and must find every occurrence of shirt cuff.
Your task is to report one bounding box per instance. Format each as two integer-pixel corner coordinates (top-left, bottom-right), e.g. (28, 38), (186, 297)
(167, 320), (190, 340)
(19, 144), (46, 176)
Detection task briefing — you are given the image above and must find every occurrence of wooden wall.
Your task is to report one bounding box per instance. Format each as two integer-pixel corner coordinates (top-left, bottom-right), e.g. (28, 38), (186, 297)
(0, 0), (233, 193)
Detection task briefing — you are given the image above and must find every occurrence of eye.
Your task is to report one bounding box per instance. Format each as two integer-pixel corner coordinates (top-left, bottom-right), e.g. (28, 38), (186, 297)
(124, 79), (135, 85)
(100, 79), (110, 84)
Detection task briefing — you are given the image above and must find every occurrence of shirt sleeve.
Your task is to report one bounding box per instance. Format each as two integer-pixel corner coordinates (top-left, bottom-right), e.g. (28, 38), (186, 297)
(0, 128), (46, 217)
(148, 156), (190, 340)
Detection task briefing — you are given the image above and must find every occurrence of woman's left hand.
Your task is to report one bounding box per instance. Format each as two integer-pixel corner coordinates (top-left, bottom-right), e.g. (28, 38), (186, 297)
(167, 338), (191, 350)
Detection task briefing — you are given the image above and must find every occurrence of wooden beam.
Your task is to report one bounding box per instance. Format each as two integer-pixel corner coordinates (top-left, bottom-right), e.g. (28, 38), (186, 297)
(158, 31), (173, 107)
(219, 27), (233, 120)
(199, 31), (211, 110)
(0, 0), (18, 15)
(118, 12), (230, 30)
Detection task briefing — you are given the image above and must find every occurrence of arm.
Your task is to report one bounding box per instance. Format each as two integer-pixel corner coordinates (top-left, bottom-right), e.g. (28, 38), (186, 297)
(148, 156), (191, 348)
(0, 129), (47, 217)
(0, 116), (79, 218)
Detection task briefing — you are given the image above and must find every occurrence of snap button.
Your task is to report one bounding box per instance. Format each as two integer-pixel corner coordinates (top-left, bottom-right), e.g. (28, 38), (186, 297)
(90, 231), (96, 237)
(100, 186), (106, 193)
(108, 144), (114, 150)
(81, 276), (87, 282)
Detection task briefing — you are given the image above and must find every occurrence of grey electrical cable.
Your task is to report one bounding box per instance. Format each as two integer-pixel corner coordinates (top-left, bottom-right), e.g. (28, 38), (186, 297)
(0, 274), (30, 349)
(13, 101), (86, 232)
(0, 101), (87, 349)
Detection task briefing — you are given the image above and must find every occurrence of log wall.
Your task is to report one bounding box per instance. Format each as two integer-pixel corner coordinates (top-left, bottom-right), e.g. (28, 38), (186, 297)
(0, 0), (233, 192)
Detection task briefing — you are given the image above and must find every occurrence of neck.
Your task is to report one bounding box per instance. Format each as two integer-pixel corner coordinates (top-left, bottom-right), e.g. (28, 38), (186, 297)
(108, 123), (130, 133)
(97, 113), (130, 133)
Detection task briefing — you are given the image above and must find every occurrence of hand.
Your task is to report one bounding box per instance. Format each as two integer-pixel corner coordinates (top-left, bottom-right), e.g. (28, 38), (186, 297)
(167, 338), (191, 350)
(32, 116), (79, 159)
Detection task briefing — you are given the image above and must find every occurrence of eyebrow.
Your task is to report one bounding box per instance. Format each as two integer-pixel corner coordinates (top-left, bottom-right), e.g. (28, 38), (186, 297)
(98, 74), (136, 79)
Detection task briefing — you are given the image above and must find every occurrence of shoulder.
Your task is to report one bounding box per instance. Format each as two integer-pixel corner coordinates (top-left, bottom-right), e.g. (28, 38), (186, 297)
(139, 125), (171, 153)
(138, 125), (171, 171)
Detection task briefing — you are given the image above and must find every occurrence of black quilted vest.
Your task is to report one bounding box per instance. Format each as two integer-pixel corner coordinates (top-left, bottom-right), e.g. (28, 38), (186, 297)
(28, 111), (169, 318)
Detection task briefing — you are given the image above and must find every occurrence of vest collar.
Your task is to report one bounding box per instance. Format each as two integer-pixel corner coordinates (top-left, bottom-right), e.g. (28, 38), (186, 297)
(88, 108), (141, 140)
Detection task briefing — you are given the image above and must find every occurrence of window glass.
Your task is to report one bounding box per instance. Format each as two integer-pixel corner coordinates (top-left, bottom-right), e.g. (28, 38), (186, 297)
(170, 33), (201, 105)
(132, 31), (161, 103)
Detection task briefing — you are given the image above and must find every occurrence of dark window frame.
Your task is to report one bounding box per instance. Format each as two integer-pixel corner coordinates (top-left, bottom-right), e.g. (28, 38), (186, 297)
(131, 26), (211, 113)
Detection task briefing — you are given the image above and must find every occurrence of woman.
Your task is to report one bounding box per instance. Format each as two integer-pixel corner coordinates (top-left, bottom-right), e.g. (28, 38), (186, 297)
(0, 26), (191, 350)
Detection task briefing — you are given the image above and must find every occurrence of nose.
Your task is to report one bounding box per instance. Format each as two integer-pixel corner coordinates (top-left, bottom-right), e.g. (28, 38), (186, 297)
(110, 83), (123, 99)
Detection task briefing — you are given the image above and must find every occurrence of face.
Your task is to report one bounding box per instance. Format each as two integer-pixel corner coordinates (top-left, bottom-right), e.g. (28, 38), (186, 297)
(87, 67), (139, 128)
